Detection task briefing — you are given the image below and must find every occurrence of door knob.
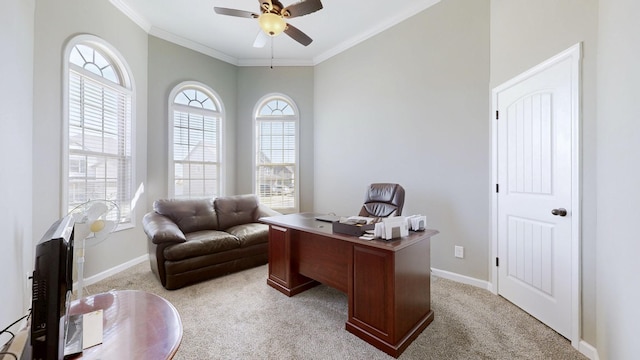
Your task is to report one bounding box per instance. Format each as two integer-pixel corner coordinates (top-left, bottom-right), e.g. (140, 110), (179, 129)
(551, 208), (567, 217)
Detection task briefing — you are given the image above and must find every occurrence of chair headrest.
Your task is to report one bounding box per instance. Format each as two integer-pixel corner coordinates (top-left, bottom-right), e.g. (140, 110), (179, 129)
(359, 183), (405, 217)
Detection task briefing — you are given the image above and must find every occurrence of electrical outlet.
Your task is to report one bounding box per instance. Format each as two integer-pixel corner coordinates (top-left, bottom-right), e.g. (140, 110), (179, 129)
(454, 246), (464, 259)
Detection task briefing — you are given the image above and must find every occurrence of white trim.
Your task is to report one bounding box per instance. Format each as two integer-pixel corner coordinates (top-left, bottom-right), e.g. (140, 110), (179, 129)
(61, 34), (137, 226)
(431, 267), (491, 291)
(75, 256), (601, 359)
(149, 28), (313, 67)
(149, 27), (239, 66)
(252, 93), (300, 213)
(434, 265), (599, 360)
(578, 340), (600, 360)
(167, 81), (226, 198)
(313, 0), (441, 64)
(80, 254), (148, 287)
(150, 28), (314, 67)
(237, 57), (314, 67)
(490, 43), (582, 348)
(109, 0), (440, 67)
(108, 0), (152, 32)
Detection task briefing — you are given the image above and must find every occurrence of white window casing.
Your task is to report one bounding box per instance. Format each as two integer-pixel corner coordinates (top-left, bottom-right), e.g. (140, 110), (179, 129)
(63, 35), (135, 229)
(253, 94), (299, 213)
(168, 82), (224, 199)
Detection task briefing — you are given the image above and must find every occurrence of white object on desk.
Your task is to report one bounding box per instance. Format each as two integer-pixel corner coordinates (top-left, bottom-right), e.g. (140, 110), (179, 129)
(406, 215), (427, 231)
(372, 216), (409, 240)
(340, 216), (376, 225)
(383, 217), (408, 239)
(82, 310), (104, 350)
(359, 233), (375, 240)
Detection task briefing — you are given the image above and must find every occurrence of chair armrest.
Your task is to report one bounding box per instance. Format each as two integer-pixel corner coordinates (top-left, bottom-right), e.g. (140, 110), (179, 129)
(142, 212), (187, 244)
(257, 204), (282, 218)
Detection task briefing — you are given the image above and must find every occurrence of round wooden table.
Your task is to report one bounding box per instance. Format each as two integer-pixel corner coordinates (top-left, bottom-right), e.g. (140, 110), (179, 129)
(68, 290), (182, 359)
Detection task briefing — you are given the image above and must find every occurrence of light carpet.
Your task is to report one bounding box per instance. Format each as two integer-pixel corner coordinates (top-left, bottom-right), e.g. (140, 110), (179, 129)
(86, 263), (586, 359)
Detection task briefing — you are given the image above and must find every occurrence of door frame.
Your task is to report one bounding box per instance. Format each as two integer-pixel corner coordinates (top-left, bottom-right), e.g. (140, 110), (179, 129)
(490, 43), (582, 347)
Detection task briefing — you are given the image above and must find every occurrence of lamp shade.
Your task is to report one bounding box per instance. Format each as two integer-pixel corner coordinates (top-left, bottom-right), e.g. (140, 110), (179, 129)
(259, 13), (286, 36)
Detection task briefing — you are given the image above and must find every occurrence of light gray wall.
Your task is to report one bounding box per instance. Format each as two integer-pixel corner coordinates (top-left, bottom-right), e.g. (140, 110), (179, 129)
(32, 0), (148, 278)
(314, 0), (490, 278)
(596, 0), (640, 358)
(12, 1), (640, 356)
(0, 0), (35, 333)
(489, 0), (598, 345)
(237, 66), (314, 211)
(147, 36), (238, 206)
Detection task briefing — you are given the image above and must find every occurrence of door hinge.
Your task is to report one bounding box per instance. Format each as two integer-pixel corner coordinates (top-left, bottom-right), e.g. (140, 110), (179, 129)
(496, 184), (499, 193)
(496, 257), (499, 267)
(496, 110), (499, 120)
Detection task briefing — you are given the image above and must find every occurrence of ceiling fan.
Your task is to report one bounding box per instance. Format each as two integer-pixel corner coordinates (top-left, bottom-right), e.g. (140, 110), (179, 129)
(214, 0), (323, 47)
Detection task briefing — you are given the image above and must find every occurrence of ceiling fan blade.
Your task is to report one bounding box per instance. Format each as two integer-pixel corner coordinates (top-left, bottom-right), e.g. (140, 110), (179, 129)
(282, 0), (323, 18)
(284, 23), (313, 46)
(214, 7), (259, 18)
(253, 31), (268, 48)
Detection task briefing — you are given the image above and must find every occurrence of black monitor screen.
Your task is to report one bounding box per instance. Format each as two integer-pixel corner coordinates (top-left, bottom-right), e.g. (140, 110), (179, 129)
(30, 215), (74, 360)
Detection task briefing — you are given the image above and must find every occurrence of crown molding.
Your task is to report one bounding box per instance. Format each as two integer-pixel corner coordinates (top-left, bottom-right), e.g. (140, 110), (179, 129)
(237, 58), (315, 67)
(313, 0), (441, 64)
(109, 0), (151, 32)
(110, 0), (441, 67)
(148, 27), (239, 66)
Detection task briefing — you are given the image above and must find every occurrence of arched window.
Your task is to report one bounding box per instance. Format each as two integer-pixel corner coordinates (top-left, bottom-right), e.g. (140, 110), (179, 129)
(254, 94), (299, 212)
(64, 35), (134, 226)
(169, 82), (224, 199)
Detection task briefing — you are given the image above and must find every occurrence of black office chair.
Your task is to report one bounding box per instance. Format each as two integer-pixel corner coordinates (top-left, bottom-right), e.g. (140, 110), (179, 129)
(358, 183), (405, 218)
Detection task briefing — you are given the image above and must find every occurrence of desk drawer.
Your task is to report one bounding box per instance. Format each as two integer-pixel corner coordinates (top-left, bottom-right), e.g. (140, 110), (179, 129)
(294, 231), (350, 293)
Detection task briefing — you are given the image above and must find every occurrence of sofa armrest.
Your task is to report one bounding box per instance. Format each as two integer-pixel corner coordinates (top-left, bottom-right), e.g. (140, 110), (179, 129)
(142, 212), (187, 244)
(257, 204), (282, 218)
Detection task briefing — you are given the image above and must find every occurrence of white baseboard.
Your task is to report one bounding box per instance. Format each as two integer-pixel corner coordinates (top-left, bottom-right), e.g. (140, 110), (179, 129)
(70, 258), (602, 359)
(81, 254), (149, 287)
(431, 267), (600, 360)
(578, 340), (599, 360)
(430, 267), (491, 291)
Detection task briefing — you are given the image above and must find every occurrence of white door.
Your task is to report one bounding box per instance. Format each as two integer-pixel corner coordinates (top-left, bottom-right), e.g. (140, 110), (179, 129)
(494, 45), (580, 340)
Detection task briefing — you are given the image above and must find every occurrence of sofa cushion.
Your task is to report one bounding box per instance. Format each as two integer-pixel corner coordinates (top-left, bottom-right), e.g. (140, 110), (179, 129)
(226, 223), (269, 248)
(154, 198), (219, 233)
(214, 194), (259, 230)
(163, 230), (240, 261)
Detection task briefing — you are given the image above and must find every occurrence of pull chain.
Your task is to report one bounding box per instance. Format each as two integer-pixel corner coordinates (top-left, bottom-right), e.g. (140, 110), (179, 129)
(270, 37), (274, 69)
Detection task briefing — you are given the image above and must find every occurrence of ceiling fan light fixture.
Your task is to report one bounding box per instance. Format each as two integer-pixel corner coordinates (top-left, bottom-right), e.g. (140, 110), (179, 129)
(258, 13), (286, 36)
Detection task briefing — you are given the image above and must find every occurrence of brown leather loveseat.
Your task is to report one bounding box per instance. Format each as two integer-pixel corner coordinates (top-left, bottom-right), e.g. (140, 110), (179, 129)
(142, 194), (280, 290)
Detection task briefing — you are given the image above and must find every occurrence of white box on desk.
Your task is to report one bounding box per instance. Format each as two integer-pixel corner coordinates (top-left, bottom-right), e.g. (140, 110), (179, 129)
(381, 216), (408, 240)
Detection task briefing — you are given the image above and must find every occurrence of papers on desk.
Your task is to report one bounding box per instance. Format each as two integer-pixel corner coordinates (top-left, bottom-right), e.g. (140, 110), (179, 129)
(333, 215), (427, 240)
(339, 216), (377, 225)
(82, 310), (103, 349)
(407, 215), (427, 231)
(372, 215), (428, 240)
(374, 217), (409, 240)
(333, 216), (377, 236)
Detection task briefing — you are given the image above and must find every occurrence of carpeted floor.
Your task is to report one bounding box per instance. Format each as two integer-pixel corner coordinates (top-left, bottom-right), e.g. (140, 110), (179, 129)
(86, 262), (586, 359)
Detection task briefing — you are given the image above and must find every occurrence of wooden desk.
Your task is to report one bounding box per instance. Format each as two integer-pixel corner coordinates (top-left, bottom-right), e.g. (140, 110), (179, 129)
(68, 290), (182, 359)
(261, 213), (438, 358)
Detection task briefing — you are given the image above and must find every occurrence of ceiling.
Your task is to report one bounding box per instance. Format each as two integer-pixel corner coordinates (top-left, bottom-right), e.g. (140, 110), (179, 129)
(110, 0), (441, 66)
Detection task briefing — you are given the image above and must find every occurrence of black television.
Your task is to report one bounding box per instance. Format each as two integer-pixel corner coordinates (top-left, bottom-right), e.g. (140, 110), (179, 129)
(30, 215), (75, 360)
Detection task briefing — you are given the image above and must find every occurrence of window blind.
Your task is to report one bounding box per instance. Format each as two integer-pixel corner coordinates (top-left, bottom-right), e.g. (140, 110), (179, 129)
(255, 99), (298, 211)
(172, 109), (220, 199)
(68, 69), (132, 222)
